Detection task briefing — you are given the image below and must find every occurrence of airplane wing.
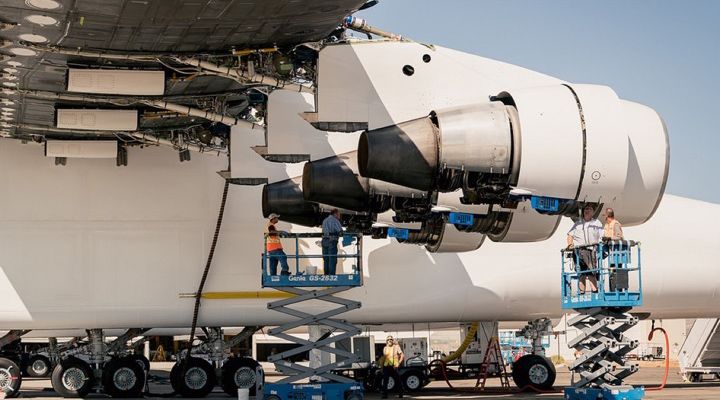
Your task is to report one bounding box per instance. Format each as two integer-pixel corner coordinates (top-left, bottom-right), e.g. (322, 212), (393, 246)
(0, 0), (368, 141)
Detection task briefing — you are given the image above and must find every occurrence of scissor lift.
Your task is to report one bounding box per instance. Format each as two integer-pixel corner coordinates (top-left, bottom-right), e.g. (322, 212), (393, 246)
(260, 232), (364, 400)
(561, 241), (645, 400)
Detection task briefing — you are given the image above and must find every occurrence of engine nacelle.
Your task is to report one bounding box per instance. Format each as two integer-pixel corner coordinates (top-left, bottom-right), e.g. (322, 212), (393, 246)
(358, 84), (669, 226)
(385, 217), (484, 253)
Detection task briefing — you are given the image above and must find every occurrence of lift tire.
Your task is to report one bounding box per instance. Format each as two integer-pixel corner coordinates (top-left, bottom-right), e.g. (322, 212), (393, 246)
(0, 357), (22, 398)
(26, 354), (52, 378)
(688, 373), (701, 383)
(373, 371), (397, 392)
(124, 354), (150, 374)
(101, 357), (145, 398)
(345, 389), (364, 400)
(512, 354), (555, 390)
(221, 357), (261, 396)
(170, 357), (216, 398)
(51, 357), (93, 398)
(401, 370), (424, 392)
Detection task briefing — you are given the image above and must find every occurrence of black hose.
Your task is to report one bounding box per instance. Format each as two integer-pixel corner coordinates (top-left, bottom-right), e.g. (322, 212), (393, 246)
(186, 179), (231, 360)
(144, 179), (231, 398)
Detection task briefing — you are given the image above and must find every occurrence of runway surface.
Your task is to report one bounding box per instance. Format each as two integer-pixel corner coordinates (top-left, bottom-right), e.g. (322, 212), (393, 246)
(15, 362), (720, 400)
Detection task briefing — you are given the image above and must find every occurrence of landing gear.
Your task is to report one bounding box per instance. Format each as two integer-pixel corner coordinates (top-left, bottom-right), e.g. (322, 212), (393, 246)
(0, 357), (22, 398)
(170, 357), (216, 398)
(26, 354), (52, 377)
(512, 318), (557, 389)
(51, 357), (93, 398)
(102, 357), (145, 398)
(124, 354), (151, 374)
(511, 354), (556, 389)
(221, 357), (261, 396)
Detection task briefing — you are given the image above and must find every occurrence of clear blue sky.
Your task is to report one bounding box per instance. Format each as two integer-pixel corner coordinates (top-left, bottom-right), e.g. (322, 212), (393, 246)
(358, 0), (720, 203)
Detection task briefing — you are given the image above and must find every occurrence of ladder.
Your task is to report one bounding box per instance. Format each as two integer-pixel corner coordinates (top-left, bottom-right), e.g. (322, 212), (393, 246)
(260, 232), (365, 400)
(478, 337), (510, 390)
(561, 241), (646, 400)
(678, 318), (720, 381)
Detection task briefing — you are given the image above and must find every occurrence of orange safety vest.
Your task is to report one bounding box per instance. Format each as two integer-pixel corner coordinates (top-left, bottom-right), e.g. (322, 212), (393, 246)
(265, 221), (283, 252)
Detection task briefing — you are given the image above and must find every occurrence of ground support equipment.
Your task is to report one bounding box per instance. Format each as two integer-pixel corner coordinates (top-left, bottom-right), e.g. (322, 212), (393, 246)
(260, 232), (365, 400)
(562, 241), (644, 400)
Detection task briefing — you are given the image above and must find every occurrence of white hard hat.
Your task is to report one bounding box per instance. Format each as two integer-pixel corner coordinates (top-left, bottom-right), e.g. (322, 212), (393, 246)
(268, 213), (280, 220)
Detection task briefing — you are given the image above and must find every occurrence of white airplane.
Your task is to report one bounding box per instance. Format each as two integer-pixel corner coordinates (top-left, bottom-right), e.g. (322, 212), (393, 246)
(0, 0), (716, 398)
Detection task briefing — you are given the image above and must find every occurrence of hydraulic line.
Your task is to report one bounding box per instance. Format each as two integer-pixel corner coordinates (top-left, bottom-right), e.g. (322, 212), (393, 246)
(441, 322), (478, 363)
(185, 178), (231, 362)
(142, 181), (229, 397)
(645, 327), (670, 391)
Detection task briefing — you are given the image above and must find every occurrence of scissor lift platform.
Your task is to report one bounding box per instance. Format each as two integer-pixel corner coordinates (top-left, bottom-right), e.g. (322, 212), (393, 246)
(260, 232), (365, 400)
(561, 241), (645, 400)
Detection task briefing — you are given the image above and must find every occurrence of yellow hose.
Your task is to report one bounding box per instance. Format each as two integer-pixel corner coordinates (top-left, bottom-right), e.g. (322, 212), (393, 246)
(442, 322), (479, 363)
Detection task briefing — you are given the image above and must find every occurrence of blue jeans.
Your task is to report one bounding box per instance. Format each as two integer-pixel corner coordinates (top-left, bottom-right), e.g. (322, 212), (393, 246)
(322, 238), (338, 275)
(268, 249), (289, 275)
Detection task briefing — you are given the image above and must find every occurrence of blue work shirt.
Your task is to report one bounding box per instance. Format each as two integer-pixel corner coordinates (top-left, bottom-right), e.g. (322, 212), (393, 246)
(322, 215), (343, 238)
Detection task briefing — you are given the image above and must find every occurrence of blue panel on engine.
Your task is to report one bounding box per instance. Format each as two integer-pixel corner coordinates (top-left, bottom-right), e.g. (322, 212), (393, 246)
(387, 228), (409, 240)
(449, 212), (474, 226)
(531, 196), (560, 212)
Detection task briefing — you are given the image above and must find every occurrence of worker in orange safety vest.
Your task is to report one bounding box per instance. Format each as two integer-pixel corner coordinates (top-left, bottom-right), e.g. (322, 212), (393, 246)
(265, 213), (290, 275)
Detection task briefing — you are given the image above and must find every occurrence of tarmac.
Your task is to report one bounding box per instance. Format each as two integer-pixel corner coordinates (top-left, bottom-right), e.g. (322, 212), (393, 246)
(14, 362), (720, 400)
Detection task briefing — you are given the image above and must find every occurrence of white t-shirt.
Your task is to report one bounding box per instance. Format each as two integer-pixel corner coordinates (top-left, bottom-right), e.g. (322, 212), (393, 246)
(567, 219), (603, 246)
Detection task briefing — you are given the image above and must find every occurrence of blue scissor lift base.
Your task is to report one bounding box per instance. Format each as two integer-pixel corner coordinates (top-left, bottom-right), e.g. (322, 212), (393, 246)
(260, 232), (365, 400)
(263, 383), (364, 400)
(564, 387), (645, 400)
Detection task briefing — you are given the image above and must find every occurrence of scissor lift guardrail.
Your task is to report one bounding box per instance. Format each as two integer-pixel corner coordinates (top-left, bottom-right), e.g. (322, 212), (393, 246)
(561, 240), (645, 400)
(260, 232), (364, 400)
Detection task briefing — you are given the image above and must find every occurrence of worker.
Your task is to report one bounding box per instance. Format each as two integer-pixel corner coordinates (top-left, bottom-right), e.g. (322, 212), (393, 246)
(603, 207), (624, 241)
(265, 213), (290, 276)
(567, 204), (603, 293)
(603, 207), (627, 291)
(379, 335), (404, 399)
(321, 209), (343, 275)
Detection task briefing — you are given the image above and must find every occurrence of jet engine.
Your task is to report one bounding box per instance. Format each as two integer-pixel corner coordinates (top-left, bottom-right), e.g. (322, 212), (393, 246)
(377, 217), (485, 253)
(262, 179), (374, 230)
(302, 151), (427, 213)
(358, 84), (669, 226)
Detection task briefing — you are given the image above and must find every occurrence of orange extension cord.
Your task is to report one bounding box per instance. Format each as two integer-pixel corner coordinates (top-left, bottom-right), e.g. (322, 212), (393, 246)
(645, 327), (670, 391)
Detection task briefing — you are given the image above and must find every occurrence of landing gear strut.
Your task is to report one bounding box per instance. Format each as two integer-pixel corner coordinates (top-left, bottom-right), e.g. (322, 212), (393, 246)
(169, 326), (262, 398)
(50, 328), (149, 398)
(512, 318), (556, 389)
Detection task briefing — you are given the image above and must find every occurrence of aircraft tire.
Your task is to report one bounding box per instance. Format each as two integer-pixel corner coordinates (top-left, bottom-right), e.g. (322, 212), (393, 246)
(26, 354), (52, 378)
(512, 354), (555, 390)
(51, 357), (93, 398)
(221, 357), (261, 396)
(102, 357), (145, 398)
(124, 354), (150, 374)
(170, 357), (216, 398)
(0, 357), (22, 398)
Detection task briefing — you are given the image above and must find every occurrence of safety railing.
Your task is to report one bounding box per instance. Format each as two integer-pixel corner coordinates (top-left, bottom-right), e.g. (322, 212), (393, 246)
(561, 240), (642, 309)
(261, 232), (363, 287)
